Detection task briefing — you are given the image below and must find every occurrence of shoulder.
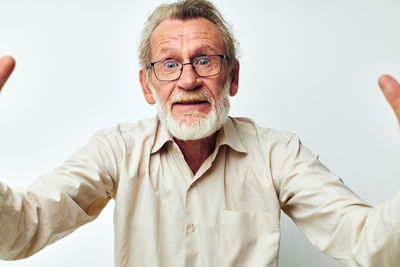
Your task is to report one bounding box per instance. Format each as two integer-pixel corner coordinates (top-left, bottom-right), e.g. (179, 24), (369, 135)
(229, 116), (295, 148)
(97, 117), (158, 137)
(87, 117), (159, 155)
(95, 117), (158, 140)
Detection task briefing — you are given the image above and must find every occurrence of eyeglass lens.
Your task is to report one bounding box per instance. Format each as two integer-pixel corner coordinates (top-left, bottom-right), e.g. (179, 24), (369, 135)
(153, 55), (223, 81)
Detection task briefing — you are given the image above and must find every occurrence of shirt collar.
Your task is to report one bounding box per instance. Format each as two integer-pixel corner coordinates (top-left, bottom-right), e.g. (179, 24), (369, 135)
(150, 117), (248, 154)
(216, 117), (247, 154)
(151, 118), (174, 154)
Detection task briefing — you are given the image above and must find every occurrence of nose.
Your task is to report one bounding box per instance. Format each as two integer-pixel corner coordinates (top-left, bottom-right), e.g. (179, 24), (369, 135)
(176, 63), (200, 91)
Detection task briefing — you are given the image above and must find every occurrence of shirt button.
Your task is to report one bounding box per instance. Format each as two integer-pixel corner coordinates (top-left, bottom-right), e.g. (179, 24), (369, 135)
(187, 224), (196, 233)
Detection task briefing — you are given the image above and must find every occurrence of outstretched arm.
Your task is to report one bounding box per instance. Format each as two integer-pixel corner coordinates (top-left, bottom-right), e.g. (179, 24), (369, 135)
(278, 74), (400, 266)
(0, 55), (115, 260)
(0, 56), (15, 92)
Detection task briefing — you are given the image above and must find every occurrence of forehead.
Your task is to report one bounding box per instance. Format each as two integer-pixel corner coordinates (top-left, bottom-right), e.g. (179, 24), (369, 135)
(149, 18), (224, 58)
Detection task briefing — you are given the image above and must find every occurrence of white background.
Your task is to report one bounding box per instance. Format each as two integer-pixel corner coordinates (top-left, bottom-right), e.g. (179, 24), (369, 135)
(0, 0), (399, 266)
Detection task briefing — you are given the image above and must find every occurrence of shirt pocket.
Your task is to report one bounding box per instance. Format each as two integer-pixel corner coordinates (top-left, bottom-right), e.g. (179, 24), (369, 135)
(217, 210), (280, 267)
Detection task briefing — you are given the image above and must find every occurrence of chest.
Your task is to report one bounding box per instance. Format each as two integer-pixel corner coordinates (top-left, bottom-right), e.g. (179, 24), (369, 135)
(114, 145), (281, 266)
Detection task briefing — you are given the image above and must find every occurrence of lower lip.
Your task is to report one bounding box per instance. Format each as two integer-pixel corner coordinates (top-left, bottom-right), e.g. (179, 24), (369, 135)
(172, 102), (211, 112)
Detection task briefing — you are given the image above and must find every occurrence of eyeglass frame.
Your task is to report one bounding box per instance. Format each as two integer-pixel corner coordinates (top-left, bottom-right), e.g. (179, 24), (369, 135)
(147, 54), (231, 82)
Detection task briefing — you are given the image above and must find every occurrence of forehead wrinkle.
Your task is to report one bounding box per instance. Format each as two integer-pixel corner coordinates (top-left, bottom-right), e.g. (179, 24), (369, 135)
(150, 18), (224, 60)
(158, 43), (220, 58)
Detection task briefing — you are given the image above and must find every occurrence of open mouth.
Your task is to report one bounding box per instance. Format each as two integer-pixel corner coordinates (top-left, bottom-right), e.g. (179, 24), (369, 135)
(174, 100), (209, 105)
(171, 98), (212, 116)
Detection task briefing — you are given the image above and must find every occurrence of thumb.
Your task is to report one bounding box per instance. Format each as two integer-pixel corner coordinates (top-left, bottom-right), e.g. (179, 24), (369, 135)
(0, 55), (16, 92)
(378, 74), (400, 126)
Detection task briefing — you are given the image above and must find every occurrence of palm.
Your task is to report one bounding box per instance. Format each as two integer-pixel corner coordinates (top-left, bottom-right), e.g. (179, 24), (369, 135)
(0, 55), (15, 92)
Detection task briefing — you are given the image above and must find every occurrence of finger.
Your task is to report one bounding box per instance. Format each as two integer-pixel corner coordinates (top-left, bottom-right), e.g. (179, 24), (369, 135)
(0, 55), (16, 92)
(378, 74), (400, 125)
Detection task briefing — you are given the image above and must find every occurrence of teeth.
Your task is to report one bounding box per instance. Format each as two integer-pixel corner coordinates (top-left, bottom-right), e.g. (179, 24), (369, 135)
(171, 93), (210, 105)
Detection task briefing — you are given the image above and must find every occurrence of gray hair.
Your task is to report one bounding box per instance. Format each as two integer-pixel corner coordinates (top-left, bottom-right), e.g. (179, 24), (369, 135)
(138, 0), (238, 73)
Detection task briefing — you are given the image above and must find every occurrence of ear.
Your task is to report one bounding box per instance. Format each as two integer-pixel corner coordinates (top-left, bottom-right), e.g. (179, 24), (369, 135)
(229, 60), (239, 97)
(139, 68), (155, 105)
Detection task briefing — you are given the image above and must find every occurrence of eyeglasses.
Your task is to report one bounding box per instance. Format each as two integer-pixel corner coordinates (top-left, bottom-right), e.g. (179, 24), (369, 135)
(148, 54), (230, 82)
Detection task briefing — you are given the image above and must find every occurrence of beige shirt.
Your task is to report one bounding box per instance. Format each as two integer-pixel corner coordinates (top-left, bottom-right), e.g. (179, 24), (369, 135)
(1, 117), (400, 266)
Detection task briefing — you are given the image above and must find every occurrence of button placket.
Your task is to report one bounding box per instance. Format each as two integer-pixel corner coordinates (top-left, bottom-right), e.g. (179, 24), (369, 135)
(187, 223), (196, 233)
(184, 185), (199, 266)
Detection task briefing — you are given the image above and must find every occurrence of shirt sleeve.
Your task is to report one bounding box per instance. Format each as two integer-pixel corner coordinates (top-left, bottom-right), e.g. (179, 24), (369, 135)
(276, 134), (400, 267)
(0, 130), (117, 260)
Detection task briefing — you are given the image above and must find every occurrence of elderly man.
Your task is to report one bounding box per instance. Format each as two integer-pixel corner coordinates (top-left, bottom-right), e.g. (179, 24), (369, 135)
(1, 0), (400, 266)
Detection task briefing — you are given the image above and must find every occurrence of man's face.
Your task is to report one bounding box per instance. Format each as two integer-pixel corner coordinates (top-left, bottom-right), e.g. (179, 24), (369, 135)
(140, 18), (239, 140)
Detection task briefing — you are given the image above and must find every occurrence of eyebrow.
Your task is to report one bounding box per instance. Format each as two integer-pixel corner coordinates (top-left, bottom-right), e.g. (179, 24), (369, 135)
(156, 45), (220, 60)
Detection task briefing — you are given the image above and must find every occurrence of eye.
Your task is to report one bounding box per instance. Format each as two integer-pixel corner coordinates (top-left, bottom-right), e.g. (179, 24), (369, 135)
(197, 58), (209, 65)
(164, 61), (178, 69)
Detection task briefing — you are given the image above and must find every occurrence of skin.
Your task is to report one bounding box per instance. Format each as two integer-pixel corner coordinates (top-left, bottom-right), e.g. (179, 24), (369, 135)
(139, 18), (239, 174)
(140, 18), (239, 114)
(0, 56), (15, 92)
(379, 74), (400, 124)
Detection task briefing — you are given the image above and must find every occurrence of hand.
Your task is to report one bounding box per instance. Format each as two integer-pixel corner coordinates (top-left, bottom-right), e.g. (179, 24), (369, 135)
(0, 55), (16, 93)
(379, 75), (400, 127)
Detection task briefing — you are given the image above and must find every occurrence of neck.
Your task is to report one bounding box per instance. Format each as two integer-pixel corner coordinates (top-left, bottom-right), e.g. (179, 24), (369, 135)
(174, 133), (217, 175)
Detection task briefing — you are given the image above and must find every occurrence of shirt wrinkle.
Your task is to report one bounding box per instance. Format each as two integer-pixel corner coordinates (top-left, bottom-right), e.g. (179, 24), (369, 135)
(1, 116), (400, 267)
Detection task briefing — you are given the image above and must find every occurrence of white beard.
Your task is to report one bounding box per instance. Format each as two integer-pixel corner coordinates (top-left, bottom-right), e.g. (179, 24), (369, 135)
(149, 81), (231, 141)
